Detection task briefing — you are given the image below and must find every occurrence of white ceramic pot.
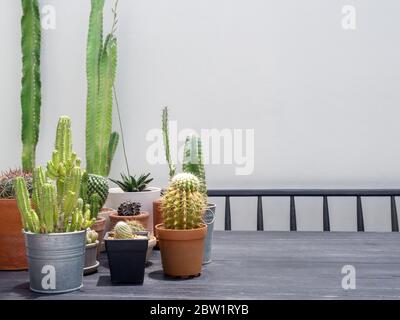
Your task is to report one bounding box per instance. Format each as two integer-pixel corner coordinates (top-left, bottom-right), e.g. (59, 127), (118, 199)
(105, 187), (161, 235)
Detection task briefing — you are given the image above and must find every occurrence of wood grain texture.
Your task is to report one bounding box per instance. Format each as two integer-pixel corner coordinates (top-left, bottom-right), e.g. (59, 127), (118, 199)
(1, 231), (400, 300)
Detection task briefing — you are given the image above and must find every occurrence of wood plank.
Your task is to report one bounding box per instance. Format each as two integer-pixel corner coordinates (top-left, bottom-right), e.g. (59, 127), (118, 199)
(1, 231), (400, 300)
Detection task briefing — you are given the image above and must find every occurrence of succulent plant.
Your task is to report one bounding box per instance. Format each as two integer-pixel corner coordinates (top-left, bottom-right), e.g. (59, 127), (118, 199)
(15, 116), (95, 234)
(110, 173), (153, 192)
(182, 135), (207, 196)
(86, 229), (99, 244)
(162, 173), (206, 230)
(0, 169), (33, 199)
(127, 220), (145, 232)
(86, 0), (119, 177)
(117, 200), (141, 216)
(21, 0), (42, 172)
(114, 221), (133, 239)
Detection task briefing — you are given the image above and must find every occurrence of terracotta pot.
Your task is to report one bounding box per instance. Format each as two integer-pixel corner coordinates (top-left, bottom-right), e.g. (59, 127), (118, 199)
(153, 199), (163, 234)
(92, 217), (106, 256)
(109, 211), (150, 231)
(98, 207), (117, 252)
(156, 223), (207, 277)
(0, 199), (28, 270)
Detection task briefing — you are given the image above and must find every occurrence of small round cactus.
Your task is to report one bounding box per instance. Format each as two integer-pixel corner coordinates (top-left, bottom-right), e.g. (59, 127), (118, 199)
(0, 169), (33, 199)
(162, 173), (206, 230)
(86, 229), (98, 244)
(127, 220), (145, 232)
(114, 221), (133, 239)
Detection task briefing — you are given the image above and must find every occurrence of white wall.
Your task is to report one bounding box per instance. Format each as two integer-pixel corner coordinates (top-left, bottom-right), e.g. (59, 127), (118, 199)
(1, 0), (400, 231)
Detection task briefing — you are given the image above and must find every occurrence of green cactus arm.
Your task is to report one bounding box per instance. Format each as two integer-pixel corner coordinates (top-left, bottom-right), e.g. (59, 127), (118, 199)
(14, 177), (32, 230)
(80, 171), (89, 204)
(55, 116), (73, 164)
(32, 166), (46, 219)
(182, 136), (207, 195)
(39, 183), (57, 233)
(94, 34), (117, 176)
(106, 131), (119, 176)
(89, 193), (101, 219)
(21, 0), (41, 172)
(86, 0), (105, 174)
(162, 107), (176, 180)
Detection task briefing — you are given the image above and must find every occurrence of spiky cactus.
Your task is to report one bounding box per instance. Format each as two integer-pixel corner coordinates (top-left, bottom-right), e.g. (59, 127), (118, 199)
(162, 173), (206, 230)
(182, 135), (207, 196)
(86, 229), (99, 244)
(21, 0), (42, 171)
(162, 107), (176, 180)
(127, 220), (145, 232)
(14, 117), (95, 234)
(86, 0), (119, 177)
(81, 172), (109, 219)
(114, 221), (133, 239)
(0, 169), (32, 199)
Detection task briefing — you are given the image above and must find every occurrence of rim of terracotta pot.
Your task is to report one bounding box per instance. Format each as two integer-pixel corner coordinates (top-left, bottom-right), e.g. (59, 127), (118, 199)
(109, 211), (150, 219)
(100, 207), (117, 213)
(155, 223), (207, 241)
(108, 187), (162, 194)
(0, 198), (17, 203)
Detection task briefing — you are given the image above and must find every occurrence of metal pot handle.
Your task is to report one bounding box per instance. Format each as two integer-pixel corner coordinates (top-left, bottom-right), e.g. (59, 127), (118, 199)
(202, 207), (216, 225)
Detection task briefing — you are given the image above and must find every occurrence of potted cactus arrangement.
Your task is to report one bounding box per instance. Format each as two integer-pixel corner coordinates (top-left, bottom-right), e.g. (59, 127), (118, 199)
(156, 173), (207, 278)
(105, 221), (149, 284)
(84, 229), (99, 275)
(109, 200), (150, 231)
(155, 107), (217, 264)
(15, 117), (95, 293)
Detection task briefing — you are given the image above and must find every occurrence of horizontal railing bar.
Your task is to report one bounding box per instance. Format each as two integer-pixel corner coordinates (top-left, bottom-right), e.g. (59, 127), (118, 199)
(208, 189), (400, 197)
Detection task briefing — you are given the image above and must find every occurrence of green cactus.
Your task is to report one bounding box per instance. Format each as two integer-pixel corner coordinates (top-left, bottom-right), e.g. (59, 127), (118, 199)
(21, 0), (42, 172)
(162, 107), (176, 180)
(86, 229), (98, 244)
(0, 169), (33, 199)
(127, 220), (145, 232)
(161, 173), (206, 230)
(114, 221), (133, 239)
(81, 172), (109, 219)
(182, 135), (207, 196)
(86, 0), (119, 177)
(14, 117), (95, 234)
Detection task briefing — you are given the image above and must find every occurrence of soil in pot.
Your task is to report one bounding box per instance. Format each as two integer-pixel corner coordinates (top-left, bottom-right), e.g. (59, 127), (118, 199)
(105, 232), (149, 284)
(109, 211), (150, 231)
(0, 199), (28, 270)
(92, 216), (106, 256)
(84, 241), (99, 275)
(156, 223), (207, 278)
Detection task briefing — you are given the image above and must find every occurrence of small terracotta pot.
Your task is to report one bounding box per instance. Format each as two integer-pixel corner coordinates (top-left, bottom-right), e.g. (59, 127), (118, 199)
(156, 223), (207, 277)
(109, 211), (150, 231)
(153, 199), (163, 248)
(0, 199), (28, 270)
(92, 217), (106, 256)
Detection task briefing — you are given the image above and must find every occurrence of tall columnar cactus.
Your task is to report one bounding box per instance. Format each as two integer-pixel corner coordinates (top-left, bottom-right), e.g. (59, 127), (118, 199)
(14, 117), (95, 234)
(162, 107), (176, 180)
(162, 173), (206, 230)
(21, 0), (42, 172)
(86, 0), (119, 177)
(182, 135), (207, 196)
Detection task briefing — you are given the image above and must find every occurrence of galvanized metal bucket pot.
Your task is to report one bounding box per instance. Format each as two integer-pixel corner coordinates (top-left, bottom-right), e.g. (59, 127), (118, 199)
(203, 203), (216, 264)
(23, 230), (86, 294)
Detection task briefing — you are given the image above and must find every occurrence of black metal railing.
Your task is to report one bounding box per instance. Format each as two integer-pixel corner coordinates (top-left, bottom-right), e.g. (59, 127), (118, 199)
(207, 189), (400, 232)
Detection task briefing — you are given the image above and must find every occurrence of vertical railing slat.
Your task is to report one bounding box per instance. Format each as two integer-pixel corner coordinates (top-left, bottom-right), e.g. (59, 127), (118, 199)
(290, 196), (297, 231)
(391, 196), (399, 232)
(323, 196), (330, 231)
(257, 196), (264, 231)
(225, 196), (231, 231)
(357, 196), (365, 232)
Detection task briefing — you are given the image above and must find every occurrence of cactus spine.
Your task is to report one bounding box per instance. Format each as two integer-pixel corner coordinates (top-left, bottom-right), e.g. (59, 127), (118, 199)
(86, 0), (119, 177)
(162, 173), (206, 230)
(21, 0), (42, 171)
(15, 116), (95, 234)
(182, 135), (207, 196)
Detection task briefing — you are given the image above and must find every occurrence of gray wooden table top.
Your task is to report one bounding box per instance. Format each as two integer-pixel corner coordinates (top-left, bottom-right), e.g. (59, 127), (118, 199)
(1, 231), (400, 300)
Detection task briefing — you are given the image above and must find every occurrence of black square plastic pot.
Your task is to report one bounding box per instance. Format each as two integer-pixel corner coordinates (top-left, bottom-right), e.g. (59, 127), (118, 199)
(104, 232), (149, 284)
